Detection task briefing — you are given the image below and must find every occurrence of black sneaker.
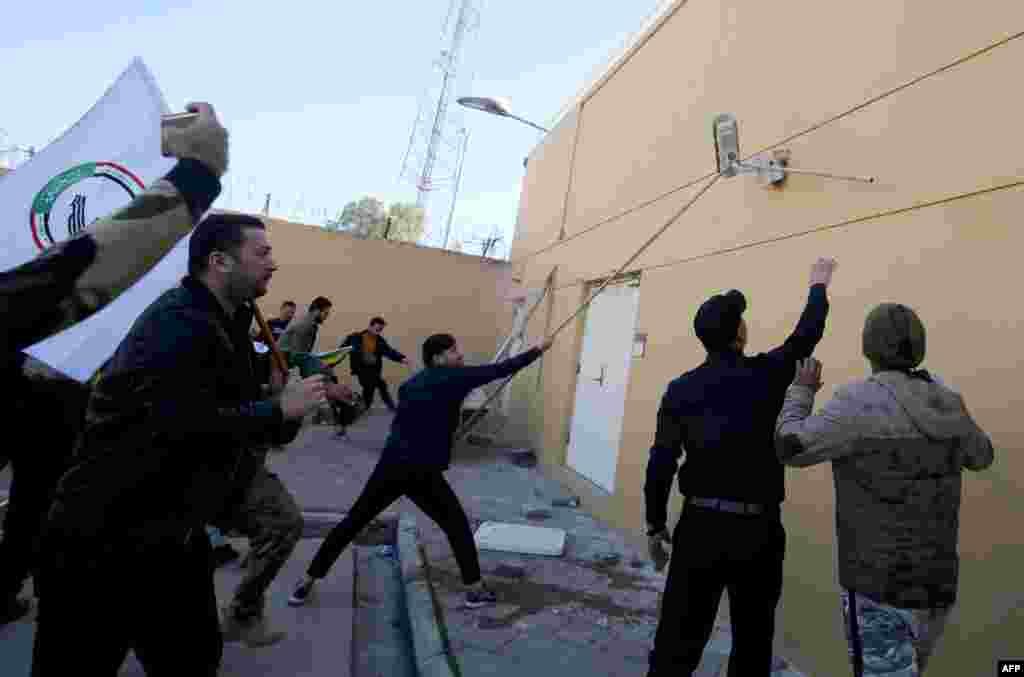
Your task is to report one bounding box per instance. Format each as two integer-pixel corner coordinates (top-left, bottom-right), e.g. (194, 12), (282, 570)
(0, 596), (31, 626)
(212, 544), (240, 569)
(288, 577), (316, 606)
(464, 587), (497, 609)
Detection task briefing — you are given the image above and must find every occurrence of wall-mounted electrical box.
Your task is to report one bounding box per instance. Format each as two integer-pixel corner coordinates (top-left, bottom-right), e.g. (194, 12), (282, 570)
(713, 113), (740, 177)
(633, 332), (648, 358)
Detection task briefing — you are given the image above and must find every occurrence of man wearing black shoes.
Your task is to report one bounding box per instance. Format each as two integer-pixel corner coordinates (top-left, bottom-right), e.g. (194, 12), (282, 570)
(290, 333), (553, 609)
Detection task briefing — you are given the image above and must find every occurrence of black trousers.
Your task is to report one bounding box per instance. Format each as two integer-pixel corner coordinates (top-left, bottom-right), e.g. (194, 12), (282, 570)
(356, 370), (395, 410)
(648, 504), (786, 677)
(31, 530), (221, 677)
(0, 453), (67, 601)
(308, 460), (481, 584)
(0, 380), (85, 601)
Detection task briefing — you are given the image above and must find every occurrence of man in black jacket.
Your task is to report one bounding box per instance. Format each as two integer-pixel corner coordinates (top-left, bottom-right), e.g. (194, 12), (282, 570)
(30, 214), (328, 676)
(644, 258), (837, 677)
(0, 102), (233, 628)
(341, 317), (408, 412)
(289, 334), (552, 609)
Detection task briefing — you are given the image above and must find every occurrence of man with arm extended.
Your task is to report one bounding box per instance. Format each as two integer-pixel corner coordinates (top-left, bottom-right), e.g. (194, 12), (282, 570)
(776, 304), (994, 676)
(289, 333), (552, 609)
(644, 258), (837, 676)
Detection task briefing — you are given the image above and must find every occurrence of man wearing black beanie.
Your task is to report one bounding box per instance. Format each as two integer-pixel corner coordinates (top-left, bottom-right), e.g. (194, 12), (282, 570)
(644, 257), (837, 676)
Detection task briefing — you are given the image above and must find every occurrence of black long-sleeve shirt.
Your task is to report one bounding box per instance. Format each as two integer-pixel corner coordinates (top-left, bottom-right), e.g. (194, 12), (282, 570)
(644, 284), (829, 529)
(381, 348), (543, 470)
(341, 331), (406, 375)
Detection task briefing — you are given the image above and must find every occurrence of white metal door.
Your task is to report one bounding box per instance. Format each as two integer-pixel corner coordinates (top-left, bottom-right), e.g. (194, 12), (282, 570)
(566, 282), (640, 493)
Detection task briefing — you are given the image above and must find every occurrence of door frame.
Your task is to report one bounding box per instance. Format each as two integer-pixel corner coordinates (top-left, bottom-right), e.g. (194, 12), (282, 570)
(559, 272), (642, 483)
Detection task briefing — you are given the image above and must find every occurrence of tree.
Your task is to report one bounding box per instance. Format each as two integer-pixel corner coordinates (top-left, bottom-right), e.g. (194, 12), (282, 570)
(325, 196), (425, 243)
(381, 203), (425, 242)
(326, 196), (385, 237)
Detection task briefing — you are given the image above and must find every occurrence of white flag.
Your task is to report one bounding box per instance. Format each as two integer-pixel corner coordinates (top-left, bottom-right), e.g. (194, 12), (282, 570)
(0, 58), (190, 383)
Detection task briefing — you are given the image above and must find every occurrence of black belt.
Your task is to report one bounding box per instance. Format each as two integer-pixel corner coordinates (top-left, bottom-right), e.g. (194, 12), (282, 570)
(688, 497), (772, 516)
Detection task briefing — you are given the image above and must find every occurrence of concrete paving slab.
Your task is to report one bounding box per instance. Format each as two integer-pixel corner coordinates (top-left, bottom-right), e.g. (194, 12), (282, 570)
(474, 522), (566, 557)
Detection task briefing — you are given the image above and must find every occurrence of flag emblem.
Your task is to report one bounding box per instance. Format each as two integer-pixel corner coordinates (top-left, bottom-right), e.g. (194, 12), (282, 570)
(29, 161), (145, 251)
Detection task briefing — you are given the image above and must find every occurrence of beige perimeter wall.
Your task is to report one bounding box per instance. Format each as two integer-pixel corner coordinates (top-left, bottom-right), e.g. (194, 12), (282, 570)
(508, 1), (1024, 674)
(253, 217), (516, 384)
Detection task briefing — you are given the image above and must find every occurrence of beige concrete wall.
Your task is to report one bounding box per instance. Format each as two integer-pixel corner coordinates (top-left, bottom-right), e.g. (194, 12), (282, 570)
(254, 216), (515, 385)
(510, 1), (1024, 674)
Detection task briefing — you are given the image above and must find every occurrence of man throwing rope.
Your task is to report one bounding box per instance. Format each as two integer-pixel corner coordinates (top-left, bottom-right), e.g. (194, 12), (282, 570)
(289, 333), (552, 609)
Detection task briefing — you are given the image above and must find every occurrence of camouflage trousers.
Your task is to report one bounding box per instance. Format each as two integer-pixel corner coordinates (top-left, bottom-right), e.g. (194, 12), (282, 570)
(841, 589), (952, 676)
(215, 468), (303, 620)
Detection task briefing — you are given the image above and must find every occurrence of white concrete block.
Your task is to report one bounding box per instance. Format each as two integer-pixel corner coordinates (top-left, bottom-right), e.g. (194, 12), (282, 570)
(474, 521), (567, 557)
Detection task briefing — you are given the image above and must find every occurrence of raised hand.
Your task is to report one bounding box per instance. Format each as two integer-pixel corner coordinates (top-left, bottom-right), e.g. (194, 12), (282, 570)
(809, 258), (838, 287)
(533, 338), (554, 353)
(161, 101), (229, 177)
(793, 357), (823, 392)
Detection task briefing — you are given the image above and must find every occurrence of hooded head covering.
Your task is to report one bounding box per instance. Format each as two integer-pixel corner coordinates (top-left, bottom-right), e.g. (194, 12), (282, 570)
(862, 303), (926, 370)
(694, 289), (747, 351)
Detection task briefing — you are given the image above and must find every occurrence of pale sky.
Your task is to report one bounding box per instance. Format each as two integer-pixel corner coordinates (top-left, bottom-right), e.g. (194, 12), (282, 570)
(2, 1), (671, 258)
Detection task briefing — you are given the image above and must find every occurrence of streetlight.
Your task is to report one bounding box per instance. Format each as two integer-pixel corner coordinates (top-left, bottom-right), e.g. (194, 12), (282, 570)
(457, 97), (550, 134)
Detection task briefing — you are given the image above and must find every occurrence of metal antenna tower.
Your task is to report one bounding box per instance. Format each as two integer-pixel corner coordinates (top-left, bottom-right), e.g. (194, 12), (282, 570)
(399, 0), (483, 245)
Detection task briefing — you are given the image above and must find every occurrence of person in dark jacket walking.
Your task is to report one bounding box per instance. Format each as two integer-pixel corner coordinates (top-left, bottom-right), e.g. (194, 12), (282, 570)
(289, 334), (552, 609)
(30, 213), (328, 676)
(0, 102), (231, 628)
(644, 257), (837, 677)
(341, 317), (408, 412)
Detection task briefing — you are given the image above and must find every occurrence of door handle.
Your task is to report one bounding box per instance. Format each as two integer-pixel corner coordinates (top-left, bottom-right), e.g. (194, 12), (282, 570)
(592, 365), (606, 387)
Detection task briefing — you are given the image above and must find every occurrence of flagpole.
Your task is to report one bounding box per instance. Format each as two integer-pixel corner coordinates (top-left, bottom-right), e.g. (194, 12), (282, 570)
(252, 304), (289, 375)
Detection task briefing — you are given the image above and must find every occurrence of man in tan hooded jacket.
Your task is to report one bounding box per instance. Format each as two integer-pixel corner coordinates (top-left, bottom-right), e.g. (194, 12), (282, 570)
(775, 303), (994, 676)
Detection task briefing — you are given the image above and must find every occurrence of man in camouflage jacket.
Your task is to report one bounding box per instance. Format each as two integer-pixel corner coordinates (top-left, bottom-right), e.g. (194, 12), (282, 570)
(0, 102), (229, 628)
(776, 303), (994, 676)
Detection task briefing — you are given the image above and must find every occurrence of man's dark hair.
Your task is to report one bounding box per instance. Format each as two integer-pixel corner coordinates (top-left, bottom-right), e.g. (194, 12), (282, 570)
(188, 213), (265, 277)
(693, 289), (747, 352)
(309, 296), (332, 312)
(370, 317), (386, 328)
(281, 301), (296, 309)
(422, 333), (456, 367)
